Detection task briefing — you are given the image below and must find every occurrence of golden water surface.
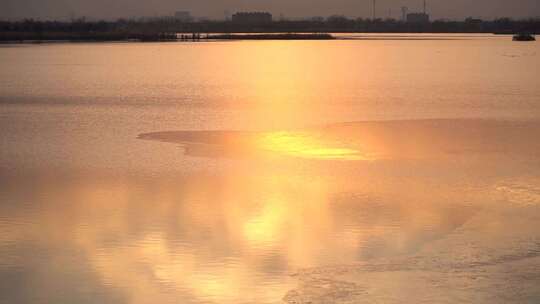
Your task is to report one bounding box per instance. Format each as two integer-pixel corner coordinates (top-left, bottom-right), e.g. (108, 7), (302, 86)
(1, 35), (540, 303)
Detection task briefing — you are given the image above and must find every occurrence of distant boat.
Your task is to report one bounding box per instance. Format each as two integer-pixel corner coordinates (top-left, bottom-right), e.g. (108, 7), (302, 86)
(513, 33), (536, 41)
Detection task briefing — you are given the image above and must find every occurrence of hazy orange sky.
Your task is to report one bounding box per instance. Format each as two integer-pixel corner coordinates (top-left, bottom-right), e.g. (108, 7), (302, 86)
(2, 0), (539, 21)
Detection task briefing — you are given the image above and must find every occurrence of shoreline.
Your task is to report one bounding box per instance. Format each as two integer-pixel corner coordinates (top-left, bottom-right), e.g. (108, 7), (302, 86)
(0, 31), (524, 44)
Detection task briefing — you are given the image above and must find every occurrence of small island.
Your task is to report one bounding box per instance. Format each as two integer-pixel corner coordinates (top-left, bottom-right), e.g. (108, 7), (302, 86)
(207, 33), (335, 40)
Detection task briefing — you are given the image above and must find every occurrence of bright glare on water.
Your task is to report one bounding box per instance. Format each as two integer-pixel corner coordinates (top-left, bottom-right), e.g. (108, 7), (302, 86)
(0, 34), (540, 304)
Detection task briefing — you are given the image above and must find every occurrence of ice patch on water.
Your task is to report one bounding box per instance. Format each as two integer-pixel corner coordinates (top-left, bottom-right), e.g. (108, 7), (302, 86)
(284, 189), (540, 304)
(495, 179), (540, 206)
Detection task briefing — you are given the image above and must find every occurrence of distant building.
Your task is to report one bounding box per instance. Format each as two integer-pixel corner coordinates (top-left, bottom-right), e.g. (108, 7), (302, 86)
(231, 12), (272, 24)
(407, 13), (429, 23)
(465, 17), (483, 24)
(174, 11), (193, 22)
(401, 7), (409, 22)
(465, 17), (484, 31)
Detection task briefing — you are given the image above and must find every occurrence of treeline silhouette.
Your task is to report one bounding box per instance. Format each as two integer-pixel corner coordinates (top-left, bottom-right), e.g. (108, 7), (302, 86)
(1, 16), (539, 42)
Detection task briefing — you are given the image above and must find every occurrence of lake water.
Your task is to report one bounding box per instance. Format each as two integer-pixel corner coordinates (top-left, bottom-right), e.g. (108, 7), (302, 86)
(1, 34), (540, 303)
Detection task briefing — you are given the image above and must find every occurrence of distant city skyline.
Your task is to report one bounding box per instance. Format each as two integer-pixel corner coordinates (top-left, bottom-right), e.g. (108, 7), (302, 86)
(2, 0), (539, 21)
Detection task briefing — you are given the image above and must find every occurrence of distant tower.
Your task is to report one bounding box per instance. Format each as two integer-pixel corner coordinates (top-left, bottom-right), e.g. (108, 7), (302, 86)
(401, 6), (408, 21)
(423, 0), (427, 14)
(372, 0), (376, 19)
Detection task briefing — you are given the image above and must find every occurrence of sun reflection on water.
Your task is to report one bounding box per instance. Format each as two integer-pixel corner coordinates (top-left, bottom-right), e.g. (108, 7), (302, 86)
(243, 196), (288, 245)
(256, 131), (371, 160)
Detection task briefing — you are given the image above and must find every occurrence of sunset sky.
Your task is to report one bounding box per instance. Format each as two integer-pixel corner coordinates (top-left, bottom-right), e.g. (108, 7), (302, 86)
(2, 0), (539, 21)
